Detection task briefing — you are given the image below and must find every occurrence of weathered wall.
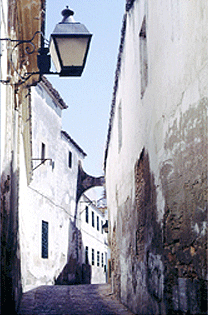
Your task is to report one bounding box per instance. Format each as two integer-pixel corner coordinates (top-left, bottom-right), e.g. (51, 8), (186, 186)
(1, 0), (46, 312)
(19, 81), (86, 292)
(105, 0), (208, 314)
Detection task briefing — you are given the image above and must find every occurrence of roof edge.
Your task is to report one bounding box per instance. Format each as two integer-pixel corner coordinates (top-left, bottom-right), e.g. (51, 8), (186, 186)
(61, 130), (87, 157)
(104, 13), (127, 170)
(40, 76), (68, 110)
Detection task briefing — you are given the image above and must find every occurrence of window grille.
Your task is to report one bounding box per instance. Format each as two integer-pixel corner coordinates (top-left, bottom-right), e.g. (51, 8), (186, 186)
(42, 220), (48, 259)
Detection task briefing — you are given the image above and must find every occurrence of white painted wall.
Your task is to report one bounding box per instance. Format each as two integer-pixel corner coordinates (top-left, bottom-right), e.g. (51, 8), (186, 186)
(19, 80), (86, 292)
(106, 0), (208, 239)
(105, 0), (208, 313)
(78, 194), (108, 284)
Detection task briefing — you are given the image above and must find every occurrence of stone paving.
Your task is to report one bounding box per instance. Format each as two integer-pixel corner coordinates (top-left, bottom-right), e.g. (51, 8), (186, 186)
(17, 284), (134, 315)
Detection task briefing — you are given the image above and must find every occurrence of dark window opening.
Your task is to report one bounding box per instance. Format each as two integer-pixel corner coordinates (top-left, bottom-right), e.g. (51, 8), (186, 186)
(42, 220), (48, 259)
(101, 220), (103, 234)
(92, 248), (94, 265)
(139, 16), (148, 98)
(41, 143), (46, 163)
(102, 253), (104, 267)
(97, 251), (100, 267)
(85, 206), (89, 223)
(85, 246), (89, 264)
(97, 216), (99, 231)
(68, 151), (72, 168)
(92, 211), (94, 227)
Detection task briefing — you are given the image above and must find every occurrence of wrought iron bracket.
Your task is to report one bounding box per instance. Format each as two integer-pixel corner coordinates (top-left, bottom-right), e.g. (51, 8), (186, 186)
(0, 32), (50, 85)
(32, 158), (53, 171)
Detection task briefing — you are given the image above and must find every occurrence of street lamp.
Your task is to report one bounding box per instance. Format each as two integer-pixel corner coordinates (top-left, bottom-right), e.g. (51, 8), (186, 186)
(49, 6), (92, 77)
(0, 6), (92, 84)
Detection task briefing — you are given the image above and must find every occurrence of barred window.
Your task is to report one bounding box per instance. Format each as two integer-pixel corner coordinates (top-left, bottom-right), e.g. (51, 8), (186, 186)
(42, 220), (48, 259)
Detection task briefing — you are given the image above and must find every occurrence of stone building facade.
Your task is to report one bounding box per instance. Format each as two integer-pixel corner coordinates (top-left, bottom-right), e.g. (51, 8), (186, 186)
(104, 1), (208, 314)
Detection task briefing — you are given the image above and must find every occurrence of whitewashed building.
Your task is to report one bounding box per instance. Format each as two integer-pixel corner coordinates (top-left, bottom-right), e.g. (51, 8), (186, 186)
(77, 194), (108, 284)
(19, 77), (87, 292)
(104, 0), (208, 314)
(1, 0), (46, 311)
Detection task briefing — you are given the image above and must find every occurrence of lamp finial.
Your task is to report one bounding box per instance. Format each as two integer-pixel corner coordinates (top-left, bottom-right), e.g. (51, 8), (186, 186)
(61, 6), (74, 22)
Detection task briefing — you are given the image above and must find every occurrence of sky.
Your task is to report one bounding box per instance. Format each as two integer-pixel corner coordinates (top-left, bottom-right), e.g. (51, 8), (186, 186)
(45, 1), (125, 179)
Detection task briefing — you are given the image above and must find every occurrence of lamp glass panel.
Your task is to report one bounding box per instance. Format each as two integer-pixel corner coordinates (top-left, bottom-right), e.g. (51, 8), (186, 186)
(49, 39), (61, 73)
(56, 37), (89, 67)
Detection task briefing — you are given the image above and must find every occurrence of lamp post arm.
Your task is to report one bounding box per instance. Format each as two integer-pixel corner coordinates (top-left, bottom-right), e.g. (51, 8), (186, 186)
(9, 31), (49, 83)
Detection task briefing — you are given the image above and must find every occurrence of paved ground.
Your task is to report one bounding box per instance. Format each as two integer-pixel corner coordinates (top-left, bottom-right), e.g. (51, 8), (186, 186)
(17, 284), (134, 315)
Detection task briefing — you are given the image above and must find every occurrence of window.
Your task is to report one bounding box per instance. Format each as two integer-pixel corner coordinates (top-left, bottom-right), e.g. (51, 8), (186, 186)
(92, 249), (94, 265)
(97, 251), (100, 267)
(118, 102), (122, 152)
(101, 220), (103, 234)
(42, 220), (48, 259)
(101, 253), (104, 267)
(97, 216), (99, 231)
(85, 206), (89, 223)
(92, 211), (94, 227)
(139, 16), (148, 98)
(41, 143), (46, 163)
(85, 246), (89, 264)
(68, 151), (72, 168)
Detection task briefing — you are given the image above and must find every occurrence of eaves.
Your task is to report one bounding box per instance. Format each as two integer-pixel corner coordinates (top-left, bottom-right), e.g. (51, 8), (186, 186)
(103, 13), (127, 170)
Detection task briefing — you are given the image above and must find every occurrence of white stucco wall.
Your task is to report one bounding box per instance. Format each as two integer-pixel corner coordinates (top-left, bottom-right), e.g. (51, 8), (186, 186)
(19, 81), (86, 292)
(106, 0), (208, 239)
(78, 194), (108, 284)
(1, 0), (11, 174)
(105, 0), (208, 313)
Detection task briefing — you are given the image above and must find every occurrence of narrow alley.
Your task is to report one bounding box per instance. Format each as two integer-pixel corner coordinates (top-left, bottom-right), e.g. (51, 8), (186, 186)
(18, 284), (134, 315)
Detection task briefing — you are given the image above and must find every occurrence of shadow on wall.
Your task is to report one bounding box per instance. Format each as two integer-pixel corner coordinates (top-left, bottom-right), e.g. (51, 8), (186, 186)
(1, 156), (22, 314)
(55, 219), (92, 285)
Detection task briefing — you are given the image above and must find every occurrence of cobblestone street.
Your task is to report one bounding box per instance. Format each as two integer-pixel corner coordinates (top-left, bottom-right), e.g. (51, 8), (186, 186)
(17, 284), (134, 315)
